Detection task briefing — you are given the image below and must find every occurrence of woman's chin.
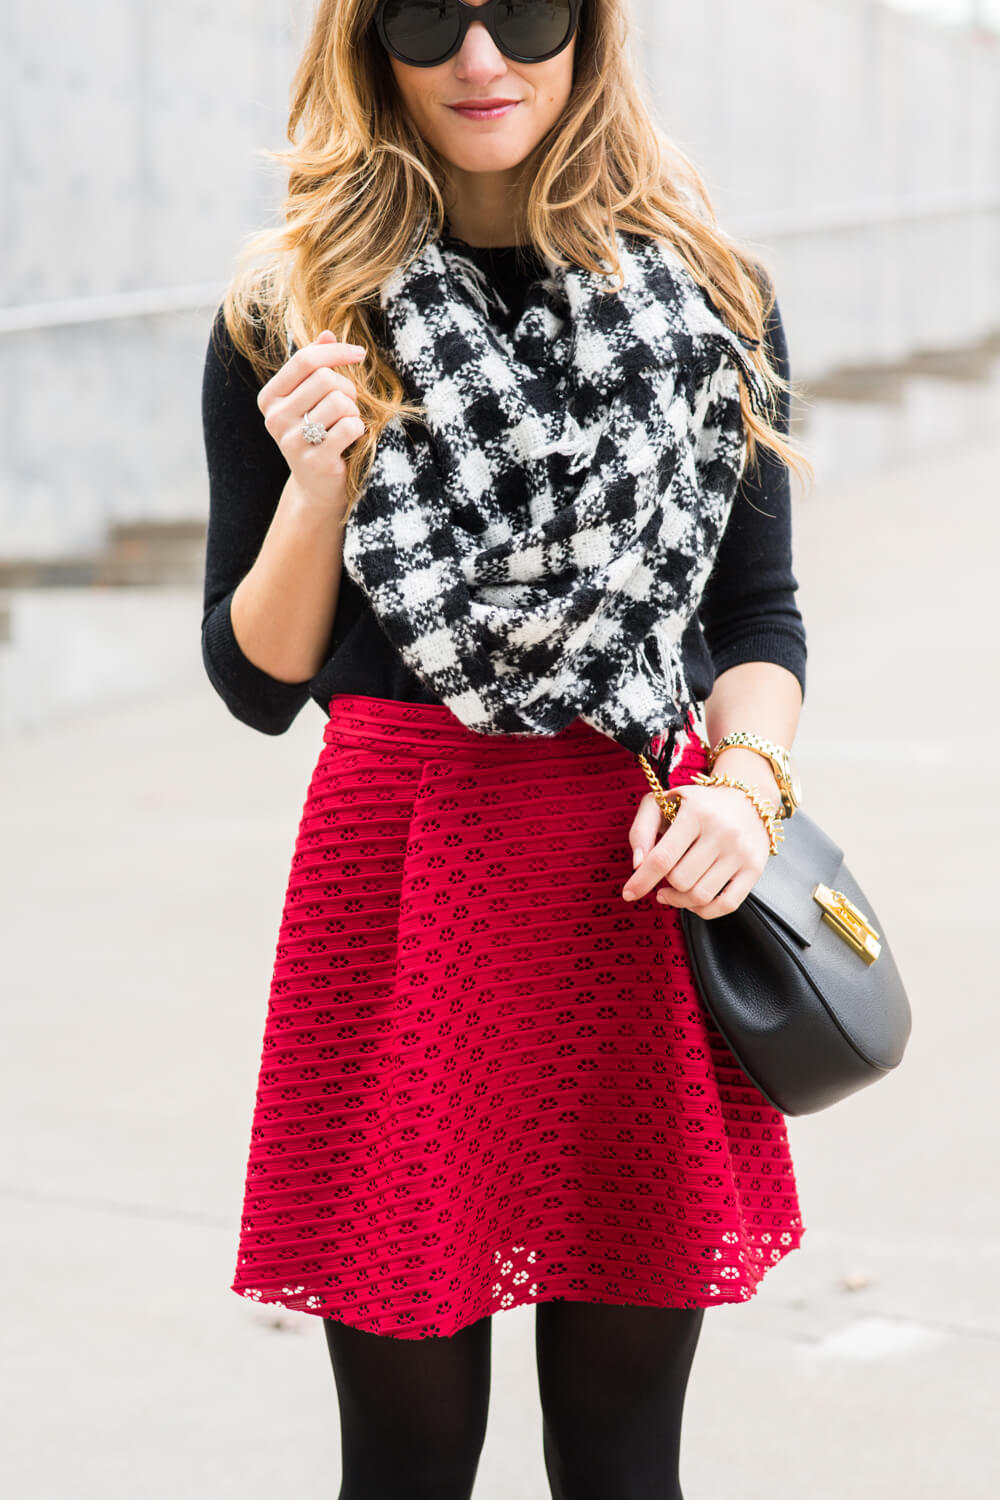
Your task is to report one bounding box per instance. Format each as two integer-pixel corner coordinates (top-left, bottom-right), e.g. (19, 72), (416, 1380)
(441, 140), (536, 177)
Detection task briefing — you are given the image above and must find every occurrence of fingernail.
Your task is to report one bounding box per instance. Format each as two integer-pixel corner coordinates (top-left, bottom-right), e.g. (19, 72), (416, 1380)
(622, 889), (635, 901)
(632, 847), (644, 869)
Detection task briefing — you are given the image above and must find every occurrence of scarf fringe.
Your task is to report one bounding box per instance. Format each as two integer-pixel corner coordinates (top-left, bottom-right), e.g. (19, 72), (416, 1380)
(443, 252), (511, 321)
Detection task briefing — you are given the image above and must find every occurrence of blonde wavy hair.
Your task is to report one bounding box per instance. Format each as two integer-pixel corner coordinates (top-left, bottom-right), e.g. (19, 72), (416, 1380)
(223, 0), (815, 523)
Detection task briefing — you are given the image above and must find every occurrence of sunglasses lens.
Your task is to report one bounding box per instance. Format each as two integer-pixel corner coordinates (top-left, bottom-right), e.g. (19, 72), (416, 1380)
(381, 1), (461, 65)
(495, 0), (573, 59)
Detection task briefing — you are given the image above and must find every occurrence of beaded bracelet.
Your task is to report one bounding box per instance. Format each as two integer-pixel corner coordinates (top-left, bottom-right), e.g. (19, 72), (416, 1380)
(690, 771), (785, 855)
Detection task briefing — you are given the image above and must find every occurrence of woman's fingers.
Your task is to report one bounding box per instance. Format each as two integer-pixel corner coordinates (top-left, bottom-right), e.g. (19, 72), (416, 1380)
(623, 792), (698, 899)
(658, 838), (733, 901)
(292, 393), (366, 467)
(262, 366), (360, 443)
(627, 791), (670, 868)
(298, 388), (363, 435)
(682, 865), (761, 921)
(296, 379), (358, 439)
(261, 376), (365, 479)
(259, 337), (366, 407)
(656, 852), (741, 909)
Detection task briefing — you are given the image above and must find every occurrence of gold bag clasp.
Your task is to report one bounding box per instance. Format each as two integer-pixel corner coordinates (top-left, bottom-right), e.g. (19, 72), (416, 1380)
(812, 883), (881, 965)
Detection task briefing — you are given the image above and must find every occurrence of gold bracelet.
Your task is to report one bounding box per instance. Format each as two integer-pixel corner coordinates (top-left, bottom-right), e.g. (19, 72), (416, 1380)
(690, 772), (785, 855)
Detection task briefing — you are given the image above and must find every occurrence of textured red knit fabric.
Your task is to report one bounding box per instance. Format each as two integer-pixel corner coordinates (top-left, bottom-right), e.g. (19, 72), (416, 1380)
(231, 693), (805, 1338)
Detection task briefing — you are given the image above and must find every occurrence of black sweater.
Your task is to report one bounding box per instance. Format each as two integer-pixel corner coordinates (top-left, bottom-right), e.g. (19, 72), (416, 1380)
(201, 244), (807, 736)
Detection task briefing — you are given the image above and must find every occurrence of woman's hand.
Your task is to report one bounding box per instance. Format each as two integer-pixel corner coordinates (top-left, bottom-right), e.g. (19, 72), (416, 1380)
(257, 331), (368, 504)
(622, 782), (776, 919)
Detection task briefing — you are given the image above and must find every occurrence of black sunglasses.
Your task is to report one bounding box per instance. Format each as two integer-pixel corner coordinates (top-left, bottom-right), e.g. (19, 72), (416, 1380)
(375, 0), (581, 69)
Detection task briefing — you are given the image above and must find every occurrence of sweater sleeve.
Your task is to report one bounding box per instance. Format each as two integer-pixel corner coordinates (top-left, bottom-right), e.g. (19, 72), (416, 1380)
(200, 308), (320, 735)
(697, 287), (807, 702)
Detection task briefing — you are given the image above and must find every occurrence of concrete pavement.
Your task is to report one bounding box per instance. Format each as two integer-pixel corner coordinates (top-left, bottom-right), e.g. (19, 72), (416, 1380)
(2, 434), (999, 1497)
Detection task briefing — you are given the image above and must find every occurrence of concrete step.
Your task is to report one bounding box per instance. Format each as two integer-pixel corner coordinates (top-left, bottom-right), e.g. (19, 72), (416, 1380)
(103, 519), (208, 585)
(803, 333), (1000, 404)
(793, 333), (1000, 493)
(0, 518), (207, 589)
(0, 585), (204, 740)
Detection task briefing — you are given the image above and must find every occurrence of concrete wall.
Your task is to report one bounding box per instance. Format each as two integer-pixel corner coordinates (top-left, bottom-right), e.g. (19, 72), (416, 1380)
(0, 0), (308, 558)
(640, 0), (999, 368)
(1, 0), (998, 557)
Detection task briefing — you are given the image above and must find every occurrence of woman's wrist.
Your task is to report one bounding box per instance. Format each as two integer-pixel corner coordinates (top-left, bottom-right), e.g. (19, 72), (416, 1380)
(707, 746), (782, 810)
(284, 469), (351, 524)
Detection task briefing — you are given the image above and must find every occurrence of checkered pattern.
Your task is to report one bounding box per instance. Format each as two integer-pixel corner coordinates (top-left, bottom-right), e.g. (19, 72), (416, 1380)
(341, 229), (773, 762)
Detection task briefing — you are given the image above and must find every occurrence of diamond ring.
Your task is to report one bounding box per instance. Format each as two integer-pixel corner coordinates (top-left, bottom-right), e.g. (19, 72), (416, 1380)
(301, 410), (327, 445)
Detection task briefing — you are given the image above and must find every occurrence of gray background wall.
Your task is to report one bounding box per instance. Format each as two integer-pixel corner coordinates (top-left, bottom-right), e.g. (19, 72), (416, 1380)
(1, 0), (998, 555)
(1, 0), (302, 557)
(645, 0), (999, 361)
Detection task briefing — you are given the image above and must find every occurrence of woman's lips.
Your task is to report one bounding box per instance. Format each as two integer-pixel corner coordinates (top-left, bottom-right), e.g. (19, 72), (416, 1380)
(449, 101), (520, 120)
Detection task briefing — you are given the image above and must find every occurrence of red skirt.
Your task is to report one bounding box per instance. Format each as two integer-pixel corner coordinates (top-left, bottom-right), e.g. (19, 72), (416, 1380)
(231, 693), (805, 1338)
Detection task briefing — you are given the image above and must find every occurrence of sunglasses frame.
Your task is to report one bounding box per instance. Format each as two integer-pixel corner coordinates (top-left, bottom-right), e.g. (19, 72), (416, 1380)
(374, 0), (582, 69)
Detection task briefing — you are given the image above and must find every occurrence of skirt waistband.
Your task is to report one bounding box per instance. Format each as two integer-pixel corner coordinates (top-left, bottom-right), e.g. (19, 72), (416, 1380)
(324, 693), (624, 764)
(323, 693), (707, 772)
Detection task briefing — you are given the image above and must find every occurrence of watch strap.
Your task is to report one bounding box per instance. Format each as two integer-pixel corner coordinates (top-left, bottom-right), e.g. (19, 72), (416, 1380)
(708, 731), (796, 817)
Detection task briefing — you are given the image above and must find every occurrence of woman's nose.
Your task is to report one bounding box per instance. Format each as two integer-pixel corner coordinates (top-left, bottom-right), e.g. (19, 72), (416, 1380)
(452, 22), (509, 81)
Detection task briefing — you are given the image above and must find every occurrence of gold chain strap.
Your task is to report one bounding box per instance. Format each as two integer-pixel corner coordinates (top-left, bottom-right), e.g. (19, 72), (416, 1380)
(636, 752), (685, 826)
(636, 754), (784, 856)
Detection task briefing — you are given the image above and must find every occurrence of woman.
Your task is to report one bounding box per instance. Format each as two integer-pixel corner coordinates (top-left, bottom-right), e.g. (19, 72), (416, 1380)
(201, 2), (815, 1496)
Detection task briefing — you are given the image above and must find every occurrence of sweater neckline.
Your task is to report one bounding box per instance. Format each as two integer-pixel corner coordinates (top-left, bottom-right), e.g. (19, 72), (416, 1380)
(440, 231), (540, 260)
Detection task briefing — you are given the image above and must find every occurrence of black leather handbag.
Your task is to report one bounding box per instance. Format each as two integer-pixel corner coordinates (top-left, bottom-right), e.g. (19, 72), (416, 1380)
(675, 806), (912, 1116)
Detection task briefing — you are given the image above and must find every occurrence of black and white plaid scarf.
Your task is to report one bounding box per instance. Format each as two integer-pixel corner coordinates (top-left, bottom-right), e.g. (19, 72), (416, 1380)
(342, 228), (771, 775)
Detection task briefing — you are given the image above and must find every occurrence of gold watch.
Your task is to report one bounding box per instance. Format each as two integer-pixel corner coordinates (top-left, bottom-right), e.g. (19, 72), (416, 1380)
(708, 731), (802, 818)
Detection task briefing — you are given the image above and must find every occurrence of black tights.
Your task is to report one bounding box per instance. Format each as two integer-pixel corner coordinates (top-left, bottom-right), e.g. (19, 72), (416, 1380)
(323, 1300), (705, 1500)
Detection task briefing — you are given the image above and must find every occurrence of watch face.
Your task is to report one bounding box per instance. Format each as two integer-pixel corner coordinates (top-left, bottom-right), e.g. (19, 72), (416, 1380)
(787, 752), (803, 806)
